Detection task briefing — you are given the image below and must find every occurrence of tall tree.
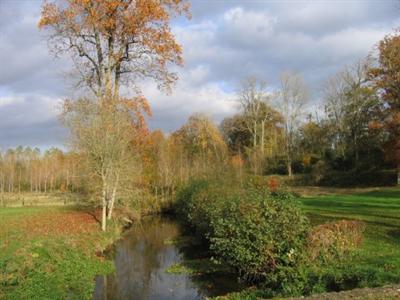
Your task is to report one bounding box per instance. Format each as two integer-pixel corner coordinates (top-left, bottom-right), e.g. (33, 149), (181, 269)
(278, 71), (309, 177)
(236, 77), (281, 174)
(324, 59), (382, 170)
(40, 0), (189, 230)
(39, 0), (189, 98)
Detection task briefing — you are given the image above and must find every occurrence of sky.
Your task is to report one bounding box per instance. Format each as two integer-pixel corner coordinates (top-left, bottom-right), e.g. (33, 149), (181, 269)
(0, 0), (399, 150)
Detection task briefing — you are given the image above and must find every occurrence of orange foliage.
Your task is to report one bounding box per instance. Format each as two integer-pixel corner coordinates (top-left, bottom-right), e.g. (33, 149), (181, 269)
(267, 177), (280, 192)
(39, 0), (190, 93)
(308, 220), (366, 261)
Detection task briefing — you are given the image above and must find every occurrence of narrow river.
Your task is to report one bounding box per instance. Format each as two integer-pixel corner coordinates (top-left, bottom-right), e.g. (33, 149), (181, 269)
(93, 216), (242, 300)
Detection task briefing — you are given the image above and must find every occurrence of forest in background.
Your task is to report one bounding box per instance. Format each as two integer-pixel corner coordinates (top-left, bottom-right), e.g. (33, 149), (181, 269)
(1, 50), (398, 196)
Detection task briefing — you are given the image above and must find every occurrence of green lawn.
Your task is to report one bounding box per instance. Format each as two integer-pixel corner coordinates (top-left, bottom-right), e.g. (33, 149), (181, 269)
(0, 206), (119, 300)
(300, 187), (400, 286)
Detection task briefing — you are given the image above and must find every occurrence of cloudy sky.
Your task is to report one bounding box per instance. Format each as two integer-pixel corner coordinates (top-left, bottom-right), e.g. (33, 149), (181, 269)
(0, 0), (399, 150)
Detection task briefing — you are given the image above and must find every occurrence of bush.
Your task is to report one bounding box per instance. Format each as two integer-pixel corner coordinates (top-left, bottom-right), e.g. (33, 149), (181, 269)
(307, 220), (366, 262)
(209, 189), (309, 286)
(175, 181), (310, 293)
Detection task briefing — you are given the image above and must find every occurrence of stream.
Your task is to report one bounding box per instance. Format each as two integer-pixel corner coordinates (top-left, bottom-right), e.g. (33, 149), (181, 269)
(93, 216), (242, 300)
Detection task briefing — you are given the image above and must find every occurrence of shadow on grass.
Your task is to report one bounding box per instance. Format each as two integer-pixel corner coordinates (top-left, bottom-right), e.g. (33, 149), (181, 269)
(358, 189), (400, 199)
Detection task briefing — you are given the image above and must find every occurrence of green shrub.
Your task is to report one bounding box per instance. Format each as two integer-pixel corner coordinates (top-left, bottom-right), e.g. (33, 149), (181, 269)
(176, 181), (310, 294)
(209, 189), (309, 287)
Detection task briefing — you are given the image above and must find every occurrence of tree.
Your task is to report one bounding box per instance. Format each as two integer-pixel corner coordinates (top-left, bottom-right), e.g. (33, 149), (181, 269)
(236, 77), (283, 174)
(39, 0), (189, 98)
(220, 114), (252, 154)
(324, 59), (383, 170)
(173, 114), (228, 180)
(369, 30), (400, 184)
(62, 97), (150, 230)
(278, 71), (309, 177)
(40, 0), (189, 230)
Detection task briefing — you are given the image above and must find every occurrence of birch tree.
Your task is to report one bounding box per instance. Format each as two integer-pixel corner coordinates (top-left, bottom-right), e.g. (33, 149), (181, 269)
(278, 71), (309, 178)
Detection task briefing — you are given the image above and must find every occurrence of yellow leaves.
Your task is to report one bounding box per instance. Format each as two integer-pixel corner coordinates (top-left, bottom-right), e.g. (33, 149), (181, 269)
(38, 2), (59, 28)
(231, 154), (244, 168)
(302, 154), (311, 167)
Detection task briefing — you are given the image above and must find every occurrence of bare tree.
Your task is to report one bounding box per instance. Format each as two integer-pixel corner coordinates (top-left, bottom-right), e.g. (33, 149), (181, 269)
(278, 71), (309, 178)
(323, 58), (378, 167)
(237, 77), (279, 174)
(62, 97), (148, 230)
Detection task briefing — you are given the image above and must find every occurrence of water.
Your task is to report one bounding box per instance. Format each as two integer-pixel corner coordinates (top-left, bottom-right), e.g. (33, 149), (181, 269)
(93, 217), (242, 300)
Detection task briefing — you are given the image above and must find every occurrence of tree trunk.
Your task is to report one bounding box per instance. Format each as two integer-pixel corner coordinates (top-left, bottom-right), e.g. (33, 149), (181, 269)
(101, 178), (107, 231)
(287, 154), (293, 178)
(107, 176), (118, 220)
(101, 193), (107, 231)
(253, 121), (257, 148)
(261, 120), (265, 155)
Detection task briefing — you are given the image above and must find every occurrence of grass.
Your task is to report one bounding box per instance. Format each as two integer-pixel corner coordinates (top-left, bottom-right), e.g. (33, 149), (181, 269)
(214, 186), (400, 299)
(0, 192), (82, 207)
(0, 206), (120, 300)
(300, 187), (400, 286)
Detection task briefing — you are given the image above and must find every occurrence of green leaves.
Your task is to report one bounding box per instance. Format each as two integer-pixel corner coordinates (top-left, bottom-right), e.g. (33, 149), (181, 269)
(176, 181), (310, 291)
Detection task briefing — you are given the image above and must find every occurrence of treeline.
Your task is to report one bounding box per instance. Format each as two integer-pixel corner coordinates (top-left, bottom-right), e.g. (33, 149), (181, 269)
(0, 147), (81, 193)
(218, 60), (398, 186)
(1, 56), (398, 196)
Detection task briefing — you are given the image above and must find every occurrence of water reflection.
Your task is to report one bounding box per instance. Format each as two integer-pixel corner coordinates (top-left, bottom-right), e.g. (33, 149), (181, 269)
(93, 217), (241, 300)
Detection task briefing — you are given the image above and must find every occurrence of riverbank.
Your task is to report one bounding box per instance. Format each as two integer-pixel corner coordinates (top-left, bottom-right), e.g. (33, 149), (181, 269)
(0, 206), (121, 300)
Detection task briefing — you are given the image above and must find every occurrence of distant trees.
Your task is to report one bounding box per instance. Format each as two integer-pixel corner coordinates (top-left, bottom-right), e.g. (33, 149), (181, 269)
(0, 147), (80, 194)
(173, 114), (228, 178)
(323, 59), (381, 169)
(221, 78), (284, 175)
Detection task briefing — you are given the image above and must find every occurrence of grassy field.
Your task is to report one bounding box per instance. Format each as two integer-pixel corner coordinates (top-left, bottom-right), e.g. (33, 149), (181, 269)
(299, 187), (400, 288)
(0, 206), (120, 300)
(0, 192), (82, 207)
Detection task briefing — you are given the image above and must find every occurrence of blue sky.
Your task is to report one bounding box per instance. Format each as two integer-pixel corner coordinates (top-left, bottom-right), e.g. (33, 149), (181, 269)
(0, 0), (399, 149)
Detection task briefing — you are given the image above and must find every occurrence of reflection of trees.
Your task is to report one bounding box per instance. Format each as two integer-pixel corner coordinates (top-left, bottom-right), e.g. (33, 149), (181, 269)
(94, 217), (181, 300)
(93, 217), (243, 300)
